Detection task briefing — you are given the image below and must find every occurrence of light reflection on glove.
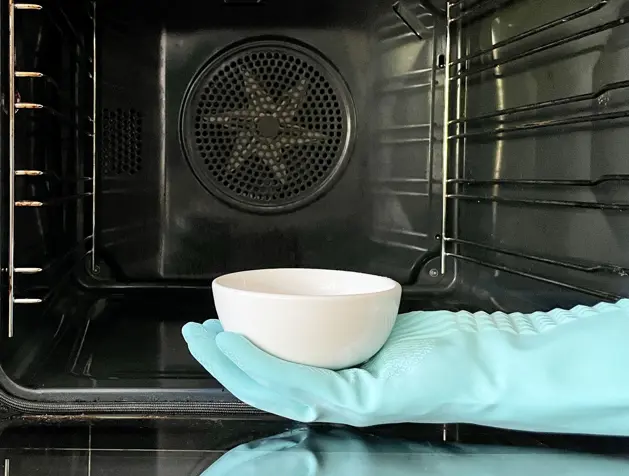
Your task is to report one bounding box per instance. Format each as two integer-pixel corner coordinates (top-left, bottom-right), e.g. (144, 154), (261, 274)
(183, 300), (629, 435)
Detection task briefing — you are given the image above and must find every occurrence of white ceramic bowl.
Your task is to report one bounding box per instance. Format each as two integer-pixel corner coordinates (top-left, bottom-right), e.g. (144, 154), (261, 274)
(212, 268), (402, 370)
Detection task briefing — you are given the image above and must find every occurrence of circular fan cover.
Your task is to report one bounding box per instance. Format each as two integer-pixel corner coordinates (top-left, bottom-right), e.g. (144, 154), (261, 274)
(181, 39), (354, 213)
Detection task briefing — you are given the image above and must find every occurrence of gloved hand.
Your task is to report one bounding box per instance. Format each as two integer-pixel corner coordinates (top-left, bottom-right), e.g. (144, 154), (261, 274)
(182, 299), (629, 435)
(201, 427), (629, 476)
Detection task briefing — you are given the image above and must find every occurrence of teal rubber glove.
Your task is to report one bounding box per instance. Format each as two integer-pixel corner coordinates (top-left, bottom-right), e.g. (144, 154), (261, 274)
(182, 299), (629, 435)
(202, 427), (629, 476)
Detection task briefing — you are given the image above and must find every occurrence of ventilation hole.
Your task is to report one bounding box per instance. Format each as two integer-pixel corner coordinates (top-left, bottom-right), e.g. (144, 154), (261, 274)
(101, 108), (143, 176)
(181, 39), (354, 213)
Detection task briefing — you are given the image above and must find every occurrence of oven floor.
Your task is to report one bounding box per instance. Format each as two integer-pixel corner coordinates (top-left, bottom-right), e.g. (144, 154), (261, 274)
(18, 295), (221, 390)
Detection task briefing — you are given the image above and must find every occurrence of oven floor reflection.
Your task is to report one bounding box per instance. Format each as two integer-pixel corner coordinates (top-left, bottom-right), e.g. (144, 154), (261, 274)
(0, 419), (628, 475)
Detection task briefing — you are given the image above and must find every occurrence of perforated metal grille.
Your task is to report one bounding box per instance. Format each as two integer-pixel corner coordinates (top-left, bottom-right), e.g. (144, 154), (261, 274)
(181, 40), (354, 212)
(101, 108), (143, 176)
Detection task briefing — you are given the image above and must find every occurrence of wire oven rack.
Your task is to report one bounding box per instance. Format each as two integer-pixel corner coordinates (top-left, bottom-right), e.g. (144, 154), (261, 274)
(441, 0), (629, 302)
(7, 0), (96, 337)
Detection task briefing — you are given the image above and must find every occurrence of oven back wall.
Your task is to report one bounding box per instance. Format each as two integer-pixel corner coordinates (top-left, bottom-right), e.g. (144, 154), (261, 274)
(95, 0), (397, 282)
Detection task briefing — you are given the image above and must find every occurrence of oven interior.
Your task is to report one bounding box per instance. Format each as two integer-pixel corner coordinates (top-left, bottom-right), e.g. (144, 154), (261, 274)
(1, 0), (628, 409)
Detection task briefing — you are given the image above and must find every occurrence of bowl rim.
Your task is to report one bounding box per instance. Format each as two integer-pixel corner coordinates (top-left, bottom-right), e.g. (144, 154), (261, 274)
(212, 268), (402, 300)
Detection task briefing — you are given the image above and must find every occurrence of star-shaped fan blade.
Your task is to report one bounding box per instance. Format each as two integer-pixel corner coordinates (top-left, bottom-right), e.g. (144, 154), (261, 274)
(281, 124), (328, 146)
(227, 134), (258, 172)
(241, 69), (278, 114)
(203, 109), (258, 131)
(277, 78), (308, 123)
(257, 140), (287, 184)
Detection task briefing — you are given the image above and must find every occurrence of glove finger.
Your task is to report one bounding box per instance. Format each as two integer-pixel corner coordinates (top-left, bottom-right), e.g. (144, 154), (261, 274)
(182, 321), (256, 392)
(216, 331), (345, 403)
(182, 321), (313, 420)
(201, 318), (225, 334)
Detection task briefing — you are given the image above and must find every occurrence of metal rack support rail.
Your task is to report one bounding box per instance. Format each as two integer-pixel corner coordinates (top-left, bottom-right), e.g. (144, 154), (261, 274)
(451, 12), (629, 80)
(6, 0), (95, 337)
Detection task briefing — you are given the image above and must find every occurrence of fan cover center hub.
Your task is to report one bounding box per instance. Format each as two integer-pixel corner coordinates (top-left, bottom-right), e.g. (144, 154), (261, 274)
(257, 116), (280, 139)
